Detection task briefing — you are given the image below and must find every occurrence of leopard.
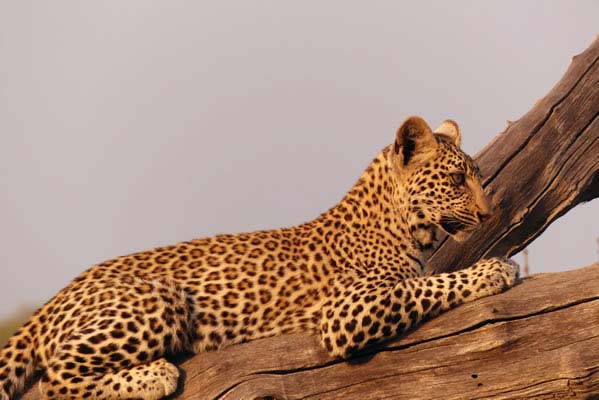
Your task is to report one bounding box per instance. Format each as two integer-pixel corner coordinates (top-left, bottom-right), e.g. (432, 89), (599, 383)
(0, 116), (519, 400)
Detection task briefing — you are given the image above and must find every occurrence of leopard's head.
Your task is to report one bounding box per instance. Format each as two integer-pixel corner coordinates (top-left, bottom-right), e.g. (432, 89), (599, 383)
(389, 116), (490, 249)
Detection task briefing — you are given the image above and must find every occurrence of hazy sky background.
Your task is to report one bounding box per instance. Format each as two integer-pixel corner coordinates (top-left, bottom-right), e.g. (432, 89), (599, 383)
(1, 1), (598, 319)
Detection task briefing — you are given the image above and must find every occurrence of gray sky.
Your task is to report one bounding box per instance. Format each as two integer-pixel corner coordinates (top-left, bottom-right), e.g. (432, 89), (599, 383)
(1, 1), (598, 319)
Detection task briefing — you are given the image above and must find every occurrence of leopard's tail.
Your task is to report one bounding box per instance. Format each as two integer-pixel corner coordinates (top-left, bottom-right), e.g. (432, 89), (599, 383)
(0, 321), (38, 400)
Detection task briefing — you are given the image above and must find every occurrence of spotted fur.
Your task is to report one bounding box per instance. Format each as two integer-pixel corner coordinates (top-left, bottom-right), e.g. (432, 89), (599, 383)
(0, 116), (518, 399)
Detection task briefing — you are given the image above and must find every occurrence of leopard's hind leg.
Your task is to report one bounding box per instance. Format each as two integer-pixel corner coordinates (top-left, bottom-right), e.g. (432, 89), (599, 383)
(40, 357), (179, 400)
(38, 276), (194, 399)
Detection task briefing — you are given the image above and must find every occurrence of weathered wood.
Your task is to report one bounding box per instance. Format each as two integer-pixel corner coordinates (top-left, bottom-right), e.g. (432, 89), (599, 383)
(428, 34), (599, 273)
(20, 36), (599, 400)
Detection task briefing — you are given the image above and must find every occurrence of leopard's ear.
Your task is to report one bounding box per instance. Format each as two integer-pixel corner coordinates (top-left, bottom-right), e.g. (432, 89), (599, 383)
(434, 119), (461, 147)
(394, 116), (438, 166)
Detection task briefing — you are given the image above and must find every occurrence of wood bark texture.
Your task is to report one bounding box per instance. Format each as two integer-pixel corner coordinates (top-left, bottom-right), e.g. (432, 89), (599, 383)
(20, 36), (599, 400)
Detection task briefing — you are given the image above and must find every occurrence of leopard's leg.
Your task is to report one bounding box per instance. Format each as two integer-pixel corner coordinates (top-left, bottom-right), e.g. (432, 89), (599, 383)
(38, 277), (194, 400)
(40, 357), (179, 400)
(320, 257), (519, 358)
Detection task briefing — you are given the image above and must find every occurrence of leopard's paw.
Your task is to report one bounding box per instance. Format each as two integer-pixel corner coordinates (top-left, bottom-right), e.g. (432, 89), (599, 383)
(473, 257), (520, 297)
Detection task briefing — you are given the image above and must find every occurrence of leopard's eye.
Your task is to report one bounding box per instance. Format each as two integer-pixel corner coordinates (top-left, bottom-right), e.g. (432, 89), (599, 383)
(450, 172), (465, 186)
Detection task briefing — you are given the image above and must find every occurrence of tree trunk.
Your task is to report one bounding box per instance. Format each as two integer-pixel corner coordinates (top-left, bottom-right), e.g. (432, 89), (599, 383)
(20, 36), (599, 400)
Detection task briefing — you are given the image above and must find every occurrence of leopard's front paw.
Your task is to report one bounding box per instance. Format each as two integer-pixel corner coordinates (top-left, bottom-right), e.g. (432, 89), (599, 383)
(493, 257), (520, 287)
(474, 257), (520, 297)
